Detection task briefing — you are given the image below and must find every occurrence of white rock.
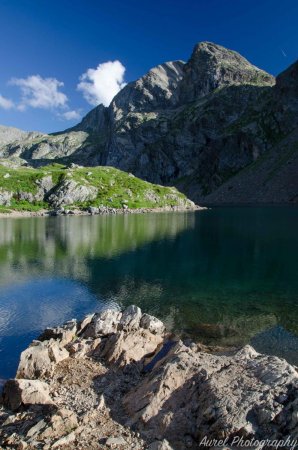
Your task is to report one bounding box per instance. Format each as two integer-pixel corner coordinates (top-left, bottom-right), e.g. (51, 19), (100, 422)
(83, 309), (122, 337)
(119, 305), (142, 331)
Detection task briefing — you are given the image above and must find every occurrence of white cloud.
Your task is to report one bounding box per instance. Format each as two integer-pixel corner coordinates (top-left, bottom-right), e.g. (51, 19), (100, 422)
(77, 60), (126, 107)
(0, 94), (14, 110)
(10, 75), (68, 110)
(59, 110), (81, 121)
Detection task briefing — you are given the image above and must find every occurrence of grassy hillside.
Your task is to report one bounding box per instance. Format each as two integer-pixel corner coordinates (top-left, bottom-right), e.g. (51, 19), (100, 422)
(0, 163), (194, 213)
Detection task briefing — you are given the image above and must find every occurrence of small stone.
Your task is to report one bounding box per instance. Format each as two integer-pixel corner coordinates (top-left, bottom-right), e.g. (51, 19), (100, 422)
(52, 431), (76, 448)
(97, 394), (106, 409)
(26, 419), (47, 437)
(106, 436), (127, 447)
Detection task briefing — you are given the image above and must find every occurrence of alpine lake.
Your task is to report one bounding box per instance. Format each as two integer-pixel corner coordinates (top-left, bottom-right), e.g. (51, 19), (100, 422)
(0, 206), (297, 380)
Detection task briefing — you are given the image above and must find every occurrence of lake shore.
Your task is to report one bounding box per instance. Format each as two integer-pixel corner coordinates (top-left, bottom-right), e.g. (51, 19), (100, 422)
(0, 204), (205, 219)
(1, 306), (297, 449)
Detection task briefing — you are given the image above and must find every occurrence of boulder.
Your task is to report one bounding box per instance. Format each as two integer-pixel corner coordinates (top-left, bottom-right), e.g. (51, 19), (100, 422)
(140, 313), (165, 334)
(47, 179), (97, 207)
(38, 319), (77, 346)
(119, 305), (142, 331)
(82, 309), (122, 338)
(36, 175), (54, 193)
(100, 328), (163, 366)
(17, 339), (69, 379)
(2, 379), (53, 411)
(124, 344), (298, 444)
(67, 337), (101, 359)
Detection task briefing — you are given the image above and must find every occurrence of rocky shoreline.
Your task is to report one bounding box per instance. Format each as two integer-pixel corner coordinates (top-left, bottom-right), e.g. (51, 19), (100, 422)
(0, 204), (203, 219)
(1, 306), (297, 449)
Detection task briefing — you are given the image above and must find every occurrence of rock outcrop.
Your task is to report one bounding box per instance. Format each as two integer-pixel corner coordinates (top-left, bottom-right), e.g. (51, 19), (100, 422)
(47, 179), (98, 207)
(1, 42), (297, 203)
(1, 306), (297, 449)
(0, 189), (13, 206)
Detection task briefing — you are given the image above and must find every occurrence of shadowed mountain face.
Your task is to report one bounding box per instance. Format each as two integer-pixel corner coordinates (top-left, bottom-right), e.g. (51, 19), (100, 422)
(0, 42), (297, 203)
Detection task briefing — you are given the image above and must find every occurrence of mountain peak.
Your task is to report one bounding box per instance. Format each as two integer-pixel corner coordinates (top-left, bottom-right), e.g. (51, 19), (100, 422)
(180, 41), (275, 101)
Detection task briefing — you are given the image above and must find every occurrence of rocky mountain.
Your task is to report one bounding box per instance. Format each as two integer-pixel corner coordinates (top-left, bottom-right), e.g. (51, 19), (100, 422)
(1, 42), (297, 203)
(0, 125), (42, 146)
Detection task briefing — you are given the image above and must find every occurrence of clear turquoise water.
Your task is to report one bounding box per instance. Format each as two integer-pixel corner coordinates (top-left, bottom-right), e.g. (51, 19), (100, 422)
(0, 207), (297, 379)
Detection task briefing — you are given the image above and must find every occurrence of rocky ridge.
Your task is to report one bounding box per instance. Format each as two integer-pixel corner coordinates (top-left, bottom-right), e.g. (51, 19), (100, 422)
(0, 126), (42, 147)
(1, 306), (297, 449)
(1, 42), (297, 203)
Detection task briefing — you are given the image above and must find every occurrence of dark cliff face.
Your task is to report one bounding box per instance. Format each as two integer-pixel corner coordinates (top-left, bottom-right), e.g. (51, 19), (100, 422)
(275, 60), (298, 97)
(0, 42), (297, 203)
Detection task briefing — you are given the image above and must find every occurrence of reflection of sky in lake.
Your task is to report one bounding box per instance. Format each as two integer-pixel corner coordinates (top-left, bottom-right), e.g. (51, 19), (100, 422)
(0, 278), (108, 378)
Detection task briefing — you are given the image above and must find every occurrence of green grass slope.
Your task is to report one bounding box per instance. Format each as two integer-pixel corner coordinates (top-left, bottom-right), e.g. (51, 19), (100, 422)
(0, 163), (194, 213)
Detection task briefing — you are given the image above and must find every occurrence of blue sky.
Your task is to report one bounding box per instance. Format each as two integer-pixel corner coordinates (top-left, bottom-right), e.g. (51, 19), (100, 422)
(0, 0), (297, 133)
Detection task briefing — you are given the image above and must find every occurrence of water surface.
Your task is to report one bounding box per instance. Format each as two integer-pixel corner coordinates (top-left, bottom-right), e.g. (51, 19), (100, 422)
(0, 207), (297, 378)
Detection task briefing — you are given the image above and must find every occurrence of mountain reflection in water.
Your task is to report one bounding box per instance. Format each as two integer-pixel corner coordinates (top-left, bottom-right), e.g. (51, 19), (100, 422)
(0, 207), (297, 377)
